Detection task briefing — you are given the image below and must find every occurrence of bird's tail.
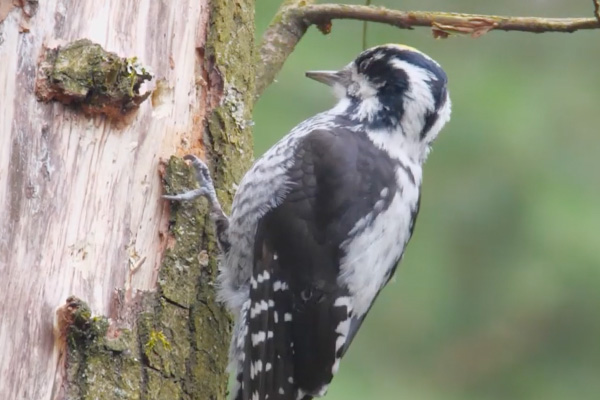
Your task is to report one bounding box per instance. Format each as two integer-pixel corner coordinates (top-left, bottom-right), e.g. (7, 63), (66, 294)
(232, 240), (298, 400)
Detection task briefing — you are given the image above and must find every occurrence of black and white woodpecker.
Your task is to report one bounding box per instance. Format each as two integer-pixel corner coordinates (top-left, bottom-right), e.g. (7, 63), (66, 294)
(164, 44), (451, 400)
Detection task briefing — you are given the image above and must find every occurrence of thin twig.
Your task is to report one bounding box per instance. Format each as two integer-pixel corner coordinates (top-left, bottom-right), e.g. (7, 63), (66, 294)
(255, 3), (600, 100)
(300, 5), (600, 33)
(594, 0), (600, 22)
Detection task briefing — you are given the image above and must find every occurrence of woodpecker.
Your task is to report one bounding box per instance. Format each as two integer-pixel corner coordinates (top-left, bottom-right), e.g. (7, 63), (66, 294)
(164, 44), (451, 400)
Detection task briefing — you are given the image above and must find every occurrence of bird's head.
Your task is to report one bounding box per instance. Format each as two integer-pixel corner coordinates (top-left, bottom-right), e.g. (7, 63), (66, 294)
(306, 44), (451, 160)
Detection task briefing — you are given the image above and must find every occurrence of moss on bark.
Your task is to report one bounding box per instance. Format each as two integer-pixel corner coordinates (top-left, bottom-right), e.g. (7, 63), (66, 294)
(62, 297), (143, 400)
(205, 0), (256, 206)
(35, 39), (152, 119)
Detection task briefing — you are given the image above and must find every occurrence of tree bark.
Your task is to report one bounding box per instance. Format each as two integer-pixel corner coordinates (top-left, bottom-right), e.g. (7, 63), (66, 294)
(0, 0), (255, 399)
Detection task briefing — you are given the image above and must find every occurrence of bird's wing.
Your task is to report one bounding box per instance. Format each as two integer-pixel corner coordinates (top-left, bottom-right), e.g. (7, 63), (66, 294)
(239, 127), (399, 400)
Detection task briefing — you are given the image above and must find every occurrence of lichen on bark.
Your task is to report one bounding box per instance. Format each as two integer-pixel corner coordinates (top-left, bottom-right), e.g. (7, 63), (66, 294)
(204, 0), (256, 204)
(151, 156), (231, 399)
(58, 296), (143, 400)
(35, 38), (152, 119)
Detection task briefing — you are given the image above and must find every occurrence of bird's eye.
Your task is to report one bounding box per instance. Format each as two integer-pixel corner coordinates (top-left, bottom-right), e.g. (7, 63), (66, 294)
(358, 58), (372, 72)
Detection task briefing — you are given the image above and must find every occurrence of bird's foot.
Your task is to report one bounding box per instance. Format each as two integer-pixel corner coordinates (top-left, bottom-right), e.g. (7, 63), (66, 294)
(163, 155), (231, 251)
(163, 155), (219, 206)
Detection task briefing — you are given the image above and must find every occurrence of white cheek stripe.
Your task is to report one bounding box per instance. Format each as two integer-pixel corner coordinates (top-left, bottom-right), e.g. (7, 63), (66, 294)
(390, 59), (451, 160)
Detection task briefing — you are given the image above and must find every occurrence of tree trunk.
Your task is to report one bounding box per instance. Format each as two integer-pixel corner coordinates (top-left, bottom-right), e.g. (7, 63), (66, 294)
(0, 0), (255, 399)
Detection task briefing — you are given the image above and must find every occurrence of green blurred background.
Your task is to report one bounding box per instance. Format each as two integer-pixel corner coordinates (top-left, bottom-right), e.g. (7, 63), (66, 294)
(253, 1), (600, 399)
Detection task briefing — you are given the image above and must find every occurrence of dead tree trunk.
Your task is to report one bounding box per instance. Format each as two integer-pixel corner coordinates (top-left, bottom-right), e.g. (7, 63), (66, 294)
(0, 0), (255, 398)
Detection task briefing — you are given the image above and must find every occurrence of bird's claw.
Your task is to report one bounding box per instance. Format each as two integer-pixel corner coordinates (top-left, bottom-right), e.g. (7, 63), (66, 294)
(184, 155), (214, 190)
(162, 188), (209, 201)
(163, 154), (231, 251)
(163, 155), (218, 204)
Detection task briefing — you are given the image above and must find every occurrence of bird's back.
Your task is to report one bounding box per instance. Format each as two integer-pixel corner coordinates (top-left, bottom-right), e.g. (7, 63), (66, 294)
(219, 110), (352, 312)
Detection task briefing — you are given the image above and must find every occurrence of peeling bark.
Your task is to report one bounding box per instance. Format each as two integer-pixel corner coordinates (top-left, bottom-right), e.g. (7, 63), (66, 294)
(35, 39), (153, 119)
(0, 0), (255, 399)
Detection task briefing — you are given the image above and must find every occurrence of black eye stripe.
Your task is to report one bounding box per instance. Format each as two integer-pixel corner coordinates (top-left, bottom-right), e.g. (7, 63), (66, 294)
(354, 49), (378, 71)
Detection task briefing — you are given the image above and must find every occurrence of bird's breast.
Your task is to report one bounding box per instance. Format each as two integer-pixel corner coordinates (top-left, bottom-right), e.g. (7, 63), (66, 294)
(338, 165), (421, 317)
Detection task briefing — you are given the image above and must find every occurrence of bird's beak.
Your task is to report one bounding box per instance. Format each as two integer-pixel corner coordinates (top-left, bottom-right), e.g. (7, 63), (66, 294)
(305, 70), (349, 87)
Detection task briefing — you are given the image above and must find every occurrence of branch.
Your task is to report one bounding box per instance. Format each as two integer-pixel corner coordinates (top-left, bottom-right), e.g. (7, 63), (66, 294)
(297, 5), (600, 33)
(255, 3), (600, 100)
(594, 0), (600, 22)
(254, 0), (316, 101)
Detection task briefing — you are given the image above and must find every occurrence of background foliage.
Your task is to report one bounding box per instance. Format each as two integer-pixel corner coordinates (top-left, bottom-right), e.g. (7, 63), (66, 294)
(253, 1), (600, 399)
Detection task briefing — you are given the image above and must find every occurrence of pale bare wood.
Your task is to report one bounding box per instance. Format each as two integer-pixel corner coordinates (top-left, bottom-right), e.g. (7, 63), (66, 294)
(0, 1), (212, 398)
